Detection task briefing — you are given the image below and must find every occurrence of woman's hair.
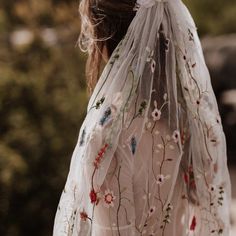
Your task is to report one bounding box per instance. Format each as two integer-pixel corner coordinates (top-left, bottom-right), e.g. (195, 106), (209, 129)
(77, 0), (137, 95)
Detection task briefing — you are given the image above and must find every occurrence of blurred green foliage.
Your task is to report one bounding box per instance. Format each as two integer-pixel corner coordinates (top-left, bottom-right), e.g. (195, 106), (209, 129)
(0, 0), (235, 236)
(184, 0), (236, 35)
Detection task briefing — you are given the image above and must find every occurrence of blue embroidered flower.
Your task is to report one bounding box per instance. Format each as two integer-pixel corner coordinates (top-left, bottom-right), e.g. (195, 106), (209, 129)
(99, 107), (112, 126)
(79, 128), (86, 146)
(130, 136), (137, 155)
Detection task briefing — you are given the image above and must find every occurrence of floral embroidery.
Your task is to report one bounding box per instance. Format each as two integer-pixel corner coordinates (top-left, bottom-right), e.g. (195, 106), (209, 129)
(160, 203), (173, 231)
(188, 28), (194, 42)
(208, 184), (216, 192)
(103, 189), (116, 208)
(53, 2), (231, 235)
(172, 130), (180, 143)
(148, 206), (156, 216)
(156, 174), (170, 185)
(95, 96), (105, 109)
(146, 46), (156, 73)
(130, 136), (137, 155)
(183, 165), (196, 189)
(163, 37), (170, 51)
(99, 106), (112, 126)
(217, 186), (224, 206)
(190, 215), (197, 231)
(138, 100), (148, 116)
(151, 60), (156, 73)
(152, 100), (161, 121)
(80, 211), (88, 221)
(89, 188), (100, 205)
(93, 143), (109, 169)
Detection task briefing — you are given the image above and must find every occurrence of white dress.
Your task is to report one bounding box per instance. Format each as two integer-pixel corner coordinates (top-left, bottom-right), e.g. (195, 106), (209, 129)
(53, 0), (232, 235)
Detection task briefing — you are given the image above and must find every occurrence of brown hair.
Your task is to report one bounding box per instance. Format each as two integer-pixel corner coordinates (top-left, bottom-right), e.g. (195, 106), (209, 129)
(76, 0), (137, 96)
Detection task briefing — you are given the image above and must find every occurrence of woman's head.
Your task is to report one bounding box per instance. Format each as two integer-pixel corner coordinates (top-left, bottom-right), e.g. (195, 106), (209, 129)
(77, 0), (137, 95)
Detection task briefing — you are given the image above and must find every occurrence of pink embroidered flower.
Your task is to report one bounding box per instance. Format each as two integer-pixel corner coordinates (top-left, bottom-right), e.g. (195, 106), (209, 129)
(208, 184), (216, 192)
(156, 174), (170, 185)
(151, 59), (156, 73)
(190, 215), (197, 231)
(172, 130), (180, 143)
(103, 189), (116, 208)
(152, 100), (161, 121)
(146, 46), (156, 73)
(148, 206), (156, 216)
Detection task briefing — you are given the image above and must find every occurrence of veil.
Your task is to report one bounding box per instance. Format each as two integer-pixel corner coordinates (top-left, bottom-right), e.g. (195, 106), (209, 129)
(53, 0), (232, 235)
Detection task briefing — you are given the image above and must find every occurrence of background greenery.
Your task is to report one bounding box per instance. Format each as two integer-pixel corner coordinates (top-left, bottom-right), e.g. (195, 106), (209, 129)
(0, 0), (235, 235)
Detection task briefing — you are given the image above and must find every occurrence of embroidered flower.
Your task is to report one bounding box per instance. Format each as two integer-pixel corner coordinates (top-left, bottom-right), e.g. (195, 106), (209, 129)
(156, 174), (170, 185)
(208, 184), (216, 192)
(130, 136), (137, 155)
(152, 100), (161, 121)
(93, 143), (109, 169)
(172, 130), (180, 143)
(146, 46), (156, 73)
(183, 165), (196, 189)
(148, 206), (156, 216)
(99, 107), (112, 126)
(164, 38), (170, 51)
(103, 189), (116, 208)
(80, 210), (88, 221)
(90, 188), (99, 205)
(151, 59), (156, 73)
(190, 215), (197, 231)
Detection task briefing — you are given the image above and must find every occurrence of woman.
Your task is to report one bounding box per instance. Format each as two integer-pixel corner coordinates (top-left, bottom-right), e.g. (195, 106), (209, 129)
(53, 0), (232, 235)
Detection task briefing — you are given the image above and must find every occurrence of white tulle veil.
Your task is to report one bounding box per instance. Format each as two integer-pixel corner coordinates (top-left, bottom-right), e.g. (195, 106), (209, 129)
(53, 0), (232, 235)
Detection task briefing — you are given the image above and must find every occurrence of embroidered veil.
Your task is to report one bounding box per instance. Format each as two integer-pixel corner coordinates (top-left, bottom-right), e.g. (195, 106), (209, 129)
(53, 0), (232, 235)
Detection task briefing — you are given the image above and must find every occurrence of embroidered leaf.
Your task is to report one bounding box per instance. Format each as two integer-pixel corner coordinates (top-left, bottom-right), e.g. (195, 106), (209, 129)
(95, 96), (105, 109)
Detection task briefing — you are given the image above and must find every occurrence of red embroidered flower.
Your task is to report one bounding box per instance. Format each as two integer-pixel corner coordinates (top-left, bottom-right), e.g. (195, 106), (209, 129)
(89, 189), (97, 204)
(80, 211), (88, 221)
(93, 143), (109, 169)
(190, 215), (197, 231)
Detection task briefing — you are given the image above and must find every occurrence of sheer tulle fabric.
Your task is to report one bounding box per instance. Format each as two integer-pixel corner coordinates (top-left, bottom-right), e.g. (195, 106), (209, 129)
(53, 0), (232, 235)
